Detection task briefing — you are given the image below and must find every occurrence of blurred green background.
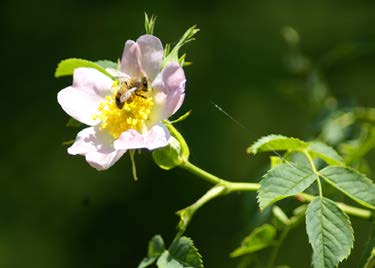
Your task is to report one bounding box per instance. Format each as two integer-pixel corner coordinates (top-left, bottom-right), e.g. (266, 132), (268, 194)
(2, 0), (375, 267)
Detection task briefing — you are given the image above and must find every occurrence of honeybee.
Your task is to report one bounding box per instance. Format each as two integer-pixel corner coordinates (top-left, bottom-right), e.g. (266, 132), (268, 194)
(115, 76), (150, 109)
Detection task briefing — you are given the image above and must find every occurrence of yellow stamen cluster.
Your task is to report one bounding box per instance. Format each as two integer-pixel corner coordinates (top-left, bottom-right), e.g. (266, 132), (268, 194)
(93, 92), (154, 139)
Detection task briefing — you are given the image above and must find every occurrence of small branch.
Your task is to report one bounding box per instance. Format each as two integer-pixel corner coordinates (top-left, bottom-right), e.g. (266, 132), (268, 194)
(296, 192), (373, 219)
(180, 161), (225, 185)
(172, 159), (373, 250)
(172, 185), (226, 244)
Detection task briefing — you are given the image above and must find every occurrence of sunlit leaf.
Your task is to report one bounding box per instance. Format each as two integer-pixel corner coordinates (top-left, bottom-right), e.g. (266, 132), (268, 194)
(258, 163), (316, 210)
(95, 60), (118, 70)
(55, 58), (112, 78)
(248, 135), (308, 155)
(319, 166), (375, 209)
(230, 224), (276, 257)
(306, 197), (353, 268)
(308, 142), (344, 166)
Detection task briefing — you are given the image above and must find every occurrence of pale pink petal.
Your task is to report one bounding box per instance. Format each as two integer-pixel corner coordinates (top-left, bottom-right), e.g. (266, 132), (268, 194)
(173, 93), (185, 115)
(120, 40), (142, 78)
(151, 62), (186, 120)
(73, 68), (113, 97)
(137, 35), (163, 80)
(68, 127), (126, 170)
(114, 124), (170, 150)
(114, 129), (146, 150)
(144, 123), (171, 150)
(57, 68), (113, 126)
(58, 86), (102, 126)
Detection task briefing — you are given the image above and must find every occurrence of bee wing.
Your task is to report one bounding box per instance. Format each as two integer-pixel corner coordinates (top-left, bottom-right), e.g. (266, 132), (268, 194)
(120, 87), (138, 102)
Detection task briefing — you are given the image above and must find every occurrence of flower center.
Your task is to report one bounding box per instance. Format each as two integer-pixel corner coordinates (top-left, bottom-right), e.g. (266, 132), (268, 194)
(93, 82), (154, 139)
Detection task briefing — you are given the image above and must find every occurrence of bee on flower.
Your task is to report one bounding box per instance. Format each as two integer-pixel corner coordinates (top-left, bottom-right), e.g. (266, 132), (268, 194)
(57, 34), (187, 170)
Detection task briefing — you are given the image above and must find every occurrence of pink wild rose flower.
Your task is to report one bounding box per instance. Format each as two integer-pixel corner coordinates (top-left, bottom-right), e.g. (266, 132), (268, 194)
(58, 35), (186, 170)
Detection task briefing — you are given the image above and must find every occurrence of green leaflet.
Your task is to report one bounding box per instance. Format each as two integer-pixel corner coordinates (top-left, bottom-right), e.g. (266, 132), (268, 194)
(257, 163), (317, 210)
(55, 58), (113, 78)
(230, 224), (276, 257)
(308, 141), (344, 165)
(95, 60), (118, 70)
(156, 237), (203, 268)
(138, 235), (165, 268)
(319, 166), (375, 209)
(306, 197), (354, 268)
(248, 135), (308, 155)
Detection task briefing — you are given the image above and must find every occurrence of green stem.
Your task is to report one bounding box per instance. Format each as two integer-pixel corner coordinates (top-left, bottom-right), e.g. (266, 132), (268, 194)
(180, 160), (373, 220)
(296, 192), (373, 219)
(174, 185), (226, 242)
(302, 150), (323, 198)
(180, 161), (225, 185)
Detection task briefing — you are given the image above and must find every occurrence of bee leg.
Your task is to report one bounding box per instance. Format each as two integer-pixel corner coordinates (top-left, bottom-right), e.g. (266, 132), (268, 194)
(135, 93), (147, 99)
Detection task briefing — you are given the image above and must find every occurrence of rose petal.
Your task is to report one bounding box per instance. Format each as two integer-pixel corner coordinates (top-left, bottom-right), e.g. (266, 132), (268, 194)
(120, 40), (142, 78)
(68, 127), (126, 170)
(144, 123), (171, 150)
(72, 68), (113, 97)
(57, 68), (113, 126)
(137, 35), (163, 80)
(151, 62), (186, 120)
(58, 86), (102, 126)
(114, 123), (170, 150)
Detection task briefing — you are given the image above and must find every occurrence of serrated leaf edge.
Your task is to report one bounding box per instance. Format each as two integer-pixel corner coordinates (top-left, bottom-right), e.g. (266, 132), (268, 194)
(319, 166), (375, 210)
(248, 134), (308, 155)
(306, 197), (354, 268)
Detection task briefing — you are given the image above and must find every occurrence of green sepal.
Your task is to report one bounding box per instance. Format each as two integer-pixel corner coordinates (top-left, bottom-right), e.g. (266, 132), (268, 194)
(66, 118), (83, 128)
(162, 25), (199, 67)
(230, 224), (276, 258)
(144, 13), (157, 35)
(169, 110), (192, 124)
(55, 58), (113, 78)
(152, 123), (190, 170)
